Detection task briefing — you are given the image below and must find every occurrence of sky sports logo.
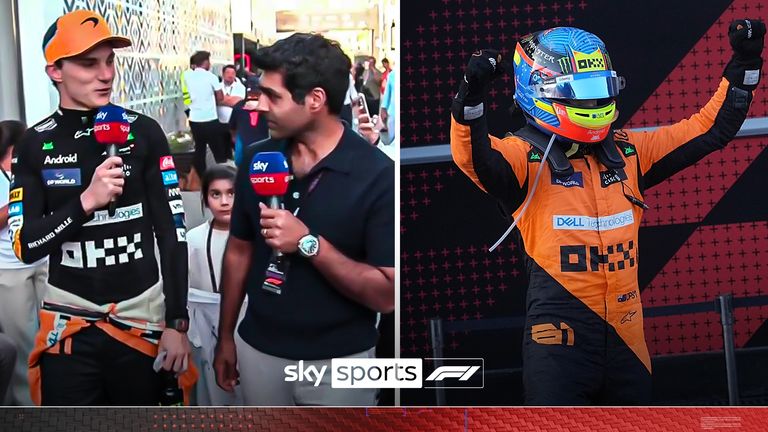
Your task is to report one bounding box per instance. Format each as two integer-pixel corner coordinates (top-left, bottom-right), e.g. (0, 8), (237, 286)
(284, 358), (483, 389)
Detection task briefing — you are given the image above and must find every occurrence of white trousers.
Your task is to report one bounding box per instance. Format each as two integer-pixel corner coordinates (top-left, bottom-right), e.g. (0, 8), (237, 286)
(0, 262), (48, 405)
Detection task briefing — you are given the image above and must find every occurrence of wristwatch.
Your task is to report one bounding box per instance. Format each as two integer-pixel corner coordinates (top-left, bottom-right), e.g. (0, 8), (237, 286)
(297, 232), (320, 258)
(168, 318), (189, 333)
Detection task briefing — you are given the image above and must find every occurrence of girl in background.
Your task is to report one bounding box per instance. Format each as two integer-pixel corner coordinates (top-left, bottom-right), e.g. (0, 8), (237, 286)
(186, 164), (244, 405)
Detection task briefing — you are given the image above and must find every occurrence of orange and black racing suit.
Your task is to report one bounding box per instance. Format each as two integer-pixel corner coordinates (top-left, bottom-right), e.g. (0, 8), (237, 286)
(10, 107), (194, 405)
(451, 78), (753, 404)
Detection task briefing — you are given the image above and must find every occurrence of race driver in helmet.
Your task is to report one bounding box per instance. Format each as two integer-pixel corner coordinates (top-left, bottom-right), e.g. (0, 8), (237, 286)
(450, 21), (764, 405)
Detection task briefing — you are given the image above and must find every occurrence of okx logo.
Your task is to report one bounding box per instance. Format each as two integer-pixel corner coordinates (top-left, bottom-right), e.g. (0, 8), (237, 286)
(423, 358), (484, 389)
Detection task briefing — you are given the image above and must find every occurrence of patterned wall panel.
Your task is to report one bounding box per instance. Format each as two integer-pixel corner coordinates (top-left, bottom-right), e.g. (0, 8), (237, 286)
(63, 0), (233, 133)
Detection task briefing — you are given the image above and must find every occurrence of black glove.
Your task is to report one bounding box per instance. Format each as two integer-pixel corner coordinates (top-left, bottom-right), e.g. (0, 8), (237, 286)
(724, 19), (765, 90)
(452, 49), (506, 123)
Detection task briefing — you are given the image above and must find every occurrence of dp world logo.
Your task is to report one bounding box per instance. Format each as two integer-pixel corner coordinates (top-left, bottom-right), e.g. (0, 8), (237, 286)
(423, 358), (484, 389)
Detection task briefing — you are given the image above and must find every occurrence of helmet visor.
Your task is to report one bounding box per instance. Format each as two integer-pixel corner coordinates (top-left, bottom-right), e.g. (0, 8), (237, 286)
(533, 70), (625, 100)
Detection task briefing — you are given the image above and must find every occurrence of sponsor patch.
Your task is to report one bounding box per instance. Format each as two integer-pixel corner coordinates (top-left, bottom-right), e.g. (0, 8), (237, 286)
(102, 144), (134, 156)
(34, 118), (57, 132)
(528, 150), (543, 162)
(173, 214), (185, 228)
(618, 290), (638, 303)
(621, 310), (637, 324)
(61, 233), (144, 268)
(176, 228), (187, 242)
(744, 70), (760, 86)
(42, 169), (81, 187)
(74, 128), (93, 139)
(169, 199), (185, 215)
(28, 217), (72, 249)
(615, 140), (637, 157)
(159, 156), (175, 171)
(44, 153), (78, 165)
(162, 170), (179, 186)
(464, 103), (484, 121)
(560, 240), (636, 273)
(9, 188), (22, 202)
(553, 209), (634, 231)
(551, 172), (584, 188)
(8, 216), (23, 230)
(8, 203), (22, 217)
(166, 187), (181, 199)
(83, 203), (143, 227)
(600, 169), (628, 188)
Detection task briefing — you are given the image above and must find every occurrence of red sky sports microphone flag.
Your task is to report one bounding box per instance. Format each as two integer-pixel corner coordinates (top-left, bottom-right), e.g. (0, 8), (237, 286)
(249, 151), (290, 206)
(94, 104), (130, 216)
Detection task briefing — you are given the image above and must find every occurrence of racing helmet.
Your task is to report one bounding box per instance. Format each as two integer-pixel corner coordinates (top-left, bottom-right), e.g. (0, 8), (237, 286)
(513, 27), (625, 143)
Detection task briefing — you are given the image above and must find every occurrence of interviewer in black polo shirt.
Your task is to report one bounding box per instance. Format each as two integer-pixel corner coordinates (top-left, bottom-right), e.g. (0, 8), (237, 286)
(213, 33), (395, 406)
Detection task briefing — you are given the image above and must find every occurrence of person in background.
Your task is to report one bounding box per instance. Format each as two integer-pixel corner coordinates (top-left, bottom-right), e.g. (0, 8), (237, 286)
(180, 57), (195, 117)
(217, 65), (246, 160)
(379, 68), (397, 144)
(228, 76), (270, 167)
(186, 164), (244, 405)
(185, 51), (239, 178)
(0, 333), (16, 404)
(353, 62), (365, 93)
(341, 59), (358, 126)
(0, 120), (48, 405)
(362, 57), (382, 118)
(380, 58), (392, 97)
(357, 111), (395, 161)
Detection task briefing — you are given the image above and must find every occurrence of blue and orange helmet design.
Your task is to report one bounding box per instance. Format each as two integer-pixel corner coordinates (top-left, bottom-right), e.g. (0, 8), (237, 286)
(513, 27), (626, 143)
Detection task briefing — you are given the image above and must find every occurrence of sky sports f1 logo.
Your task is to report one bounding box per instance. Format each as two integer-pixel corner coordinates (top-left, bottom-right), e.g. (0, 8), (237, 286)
(283, 358), (483, 389)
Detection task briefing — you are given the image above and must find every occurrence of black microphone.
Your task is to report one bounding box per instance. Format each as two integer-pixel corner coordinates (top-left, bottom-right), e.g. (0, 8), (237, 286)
(624, 194), (649, 210)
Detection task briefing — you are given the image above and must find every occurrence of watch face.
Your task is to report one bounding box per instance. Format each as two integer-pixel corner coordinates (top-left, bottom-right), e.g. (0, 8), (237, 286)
(300, 236), (319, 256)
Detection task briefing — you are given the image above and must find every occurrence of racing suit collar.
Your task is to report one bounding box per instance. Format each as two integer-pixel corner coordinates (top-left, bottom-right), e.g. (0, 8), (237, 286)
(56, 106), (100, 124)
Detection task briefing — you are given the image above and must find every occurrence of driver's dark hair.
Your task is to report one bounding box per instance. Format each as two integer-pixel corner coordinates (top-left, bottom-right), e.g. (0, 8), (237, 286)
(252, 33), (350, 115)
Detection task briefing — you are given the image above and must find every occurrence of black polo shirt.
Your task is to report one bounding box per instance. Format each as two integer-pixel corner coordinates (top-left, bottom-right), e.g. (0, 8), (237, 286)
(230, 125), (395, 360)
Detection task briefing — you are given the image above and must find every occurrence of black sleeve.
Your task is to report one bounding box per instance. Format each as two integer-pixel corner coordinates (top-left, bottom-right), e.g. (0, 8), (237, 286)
(450, 112), (530, 214)
(637, 79), (754, 189)
(10, 130), (90, 264)
(141, 118), (189, 322)
(364, 162), (395, 267)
